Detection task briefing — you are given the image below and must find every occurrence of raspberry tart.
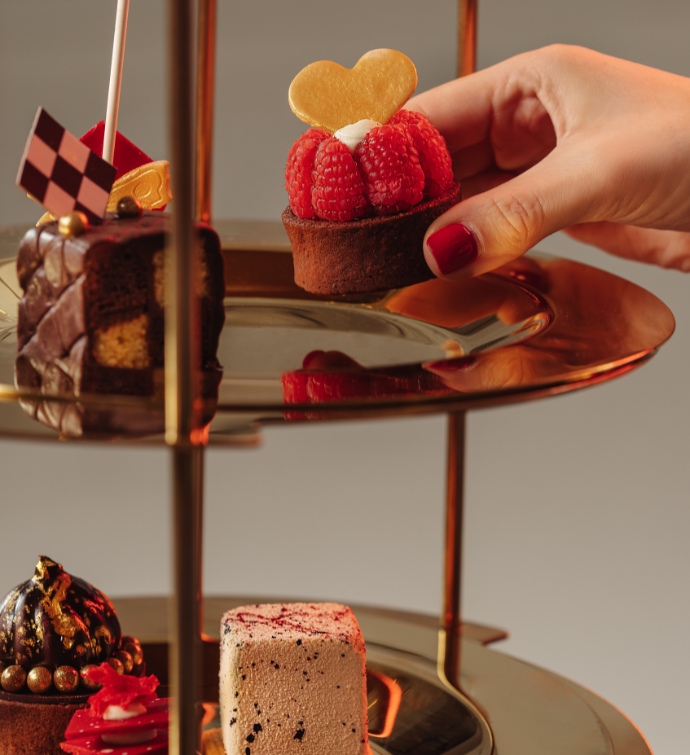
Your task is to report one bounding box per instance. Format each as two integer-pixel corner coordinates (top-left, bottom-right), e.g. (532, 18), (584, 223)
(283, 49), (460, 295)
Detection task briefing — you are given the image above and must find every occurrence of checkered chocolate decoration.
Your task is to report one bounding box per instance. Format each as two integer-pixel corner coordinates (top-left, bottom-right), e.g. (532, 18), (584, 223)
(17, 108), (116, 224)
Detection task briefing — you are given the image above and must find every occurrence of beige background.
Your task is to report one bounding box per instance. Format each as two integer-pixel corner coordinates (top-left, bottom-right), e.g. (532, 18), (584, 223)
(1, 2), (689, 753)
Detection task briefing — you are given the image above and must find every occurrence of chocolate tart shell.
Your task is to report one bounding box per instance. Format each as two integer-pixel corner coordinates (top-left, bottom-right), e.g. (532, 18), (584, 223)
(0, 691), (87, 755)
(282, 183), (461, 295)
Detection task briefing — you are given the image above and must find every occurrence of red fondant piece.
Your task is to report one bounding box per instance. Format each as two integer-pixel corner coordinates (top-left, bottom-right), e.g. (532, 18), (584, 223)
(63, 699), (168, 740)
(80, 121), (152, 180)
(61, 664), (169, 754)
(60, 729), (168, 754)
(82, 664), (159, 718)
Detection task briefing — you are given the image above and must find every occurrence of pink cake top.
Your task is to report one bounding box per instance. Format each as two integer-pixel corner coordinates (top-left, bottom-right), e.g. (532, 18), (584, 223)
(222, 602), (365, 651)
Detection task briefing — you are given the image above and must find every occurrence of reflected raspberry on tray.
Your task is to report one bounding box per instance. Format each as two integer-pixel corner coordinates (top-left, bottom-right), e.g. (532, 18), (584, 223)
(281, 350), (453, 419)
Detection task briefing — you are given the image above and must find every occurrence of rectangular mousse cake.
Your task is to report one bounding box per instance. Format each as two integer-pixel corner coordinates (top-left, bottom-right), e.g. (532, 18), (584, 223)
(219, 603), (370, 755)
(14, 211), (225, 434)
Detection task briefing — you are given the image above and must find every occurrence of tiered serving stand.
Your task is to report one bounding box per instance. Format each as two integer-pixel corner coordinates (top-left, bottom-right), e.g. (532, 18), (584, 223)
(0, 1), (676, 753)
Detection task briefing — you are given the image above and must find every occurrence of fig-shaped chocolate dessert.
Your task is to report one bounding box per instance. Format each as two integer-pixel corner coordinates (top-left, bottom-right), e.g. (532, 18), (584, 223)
(0, 555), (122, 673)
(0, 556), (145, 755)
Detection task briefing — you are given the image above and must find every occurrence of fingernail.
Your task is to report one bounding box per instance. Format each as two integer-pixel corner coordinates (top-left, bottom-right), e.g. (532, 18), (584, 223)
(426, 223), (478, 275)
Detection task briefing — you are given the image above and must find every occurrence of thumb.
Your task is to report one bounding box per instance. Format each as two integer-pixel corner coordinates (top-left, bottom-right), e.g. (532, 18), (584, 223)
(424, 150), (594, 278)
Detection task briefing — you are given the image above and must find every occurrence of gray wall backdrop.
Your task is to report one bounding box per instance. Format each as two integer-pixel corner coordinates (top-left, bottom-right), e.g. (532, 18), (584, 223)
(1, 2), (688, 753)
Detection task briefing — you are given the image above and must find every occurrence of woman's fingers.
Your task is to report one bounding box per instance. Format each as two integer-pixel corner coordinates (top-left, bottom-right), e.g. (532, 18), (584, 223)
(423, 145), (601, 277)
(565, 224), (690, 272)
(412, 45), (690, 276)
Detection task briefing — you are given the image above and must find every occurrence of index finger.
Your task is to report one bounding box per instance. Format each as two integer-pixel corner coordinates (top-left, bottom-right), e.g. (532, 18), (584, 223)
(406, 52), (546, 153)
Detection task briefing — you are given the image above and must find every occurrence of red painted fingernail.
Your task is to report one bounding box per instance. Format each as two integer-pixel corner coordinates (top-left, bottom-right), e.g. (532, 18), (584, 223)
(426, 223), (478, 275)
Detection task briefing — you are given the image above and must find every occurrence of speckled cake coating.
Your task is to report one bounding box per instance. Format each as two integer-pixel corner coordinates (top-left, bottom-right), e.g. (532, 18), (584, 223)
(219, 603), (370, 755)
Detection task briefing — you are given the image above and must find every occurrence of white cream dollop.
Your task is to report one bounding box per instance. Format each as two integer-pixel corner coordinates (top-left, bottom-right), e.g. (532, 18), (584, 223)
(103, 702), (147, 720)
(334, 119), (381, 153)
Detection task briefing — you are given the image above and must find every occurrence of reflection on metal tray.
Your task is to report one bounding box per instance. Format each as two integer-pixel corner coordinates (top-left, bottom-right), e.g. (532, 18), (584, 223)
(0, 220), (675, 443)
(116, 597), (651, 755)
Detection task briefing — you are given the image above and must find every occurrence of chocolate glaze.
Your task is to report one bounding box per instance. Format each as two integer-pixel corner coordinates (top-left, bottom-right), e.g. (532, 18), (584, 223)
(15, 211), (225, 436)
(0, 556), (121, 674)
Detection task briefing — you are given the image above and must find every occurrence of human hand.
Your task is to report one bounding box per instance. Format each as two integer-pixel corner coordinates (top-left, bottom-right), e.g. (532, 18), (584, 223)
(408, 45), (690, 277)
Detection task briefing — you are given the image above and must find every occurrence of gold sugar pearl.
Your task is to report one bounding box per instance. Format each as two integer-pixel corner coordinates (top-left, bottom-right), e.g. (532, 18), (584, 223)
(107, 656), (124, 674)
(27, 666), (53, 694)
(1, 665), (27, 693)
(113, 650), (134, 674)
(79, 665), (101, 691)
(123, 641), (143, 667)
(116, 195), (143, 218)
(54, 665), (80, 693)
(58, 211), (89, 237)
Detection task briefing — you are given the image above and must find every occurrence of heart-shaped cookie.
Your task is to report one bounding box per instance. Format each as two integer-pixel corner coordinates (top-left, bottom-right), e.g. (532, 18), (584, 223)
(288, 49), (418, 133)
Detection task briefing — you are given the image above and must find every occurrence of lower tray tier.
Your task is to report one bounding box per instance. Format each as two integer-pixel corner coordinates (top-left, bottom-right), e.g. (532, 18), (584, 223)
(117, 596), (651, 755)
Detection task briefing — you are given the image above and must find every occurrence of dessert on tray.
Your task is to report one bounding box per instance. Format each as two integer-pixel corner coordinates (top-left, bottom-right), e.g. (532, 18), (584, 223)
(14, 110), (225, 437)
(218, 602), (371, 755)
(283, 49), (460, 295)
(60, 663), (169, 754)
(14, 205), (225, 436)
(0, 556), (146, 755)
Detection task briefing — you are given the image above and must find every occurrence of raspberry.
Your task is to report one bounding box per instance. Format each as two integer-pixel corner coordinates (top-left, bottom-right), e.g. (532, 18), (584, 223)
(311, 137), (368, 222)
(355, 124), (425, 215)
(389, 109), (454, 197)
(285, 128), (329, 218)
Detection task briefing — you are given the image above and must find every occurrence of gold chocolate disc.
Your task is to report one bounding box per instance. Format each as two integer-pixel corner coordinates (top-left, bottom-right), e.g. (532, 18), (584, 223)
(107, 160), (173, 212)
(288, 49), (418, 133)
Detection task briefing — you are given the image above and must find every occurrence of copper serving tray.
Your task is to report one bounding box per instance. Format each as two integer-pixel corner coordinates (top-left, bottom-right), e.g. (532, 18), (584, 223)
(116, 596), (652, 755)
(0, 220), (675, 444)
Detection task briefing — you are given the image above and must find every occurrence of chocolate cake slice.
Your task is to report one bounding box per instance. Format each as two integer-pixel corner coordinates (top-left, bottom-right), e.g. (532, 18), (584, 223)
(15, 210), (225, 435)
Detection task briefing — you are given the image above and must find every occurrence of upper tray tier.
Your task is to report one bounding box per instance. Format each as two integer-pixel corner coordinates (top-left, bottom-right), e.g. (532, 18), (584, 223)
(0, 220), (675, 445)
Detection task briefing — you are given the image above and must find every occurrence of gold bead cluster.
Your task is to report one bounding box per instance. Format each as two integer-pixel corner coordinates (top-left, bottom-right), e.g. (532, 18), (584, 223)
(0, 636), (143, 695)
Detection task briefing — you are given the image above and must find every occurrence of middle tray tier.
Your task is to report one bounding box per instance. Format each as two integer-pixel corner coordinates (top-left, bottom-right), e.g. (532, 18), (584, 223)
(0, 220), (675, 443)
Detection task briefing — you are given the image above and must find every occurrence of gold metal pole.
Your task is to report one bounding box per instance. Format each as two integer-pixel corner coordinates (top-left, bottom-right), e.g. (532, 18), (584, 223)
(167, 0), (204, 753)
(438, 0), (478, 688)
(169, 446), (204, 754)
(196, 0), (217, 224)
(457, 0), (478, 77)
(438, 411), (465, 689)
